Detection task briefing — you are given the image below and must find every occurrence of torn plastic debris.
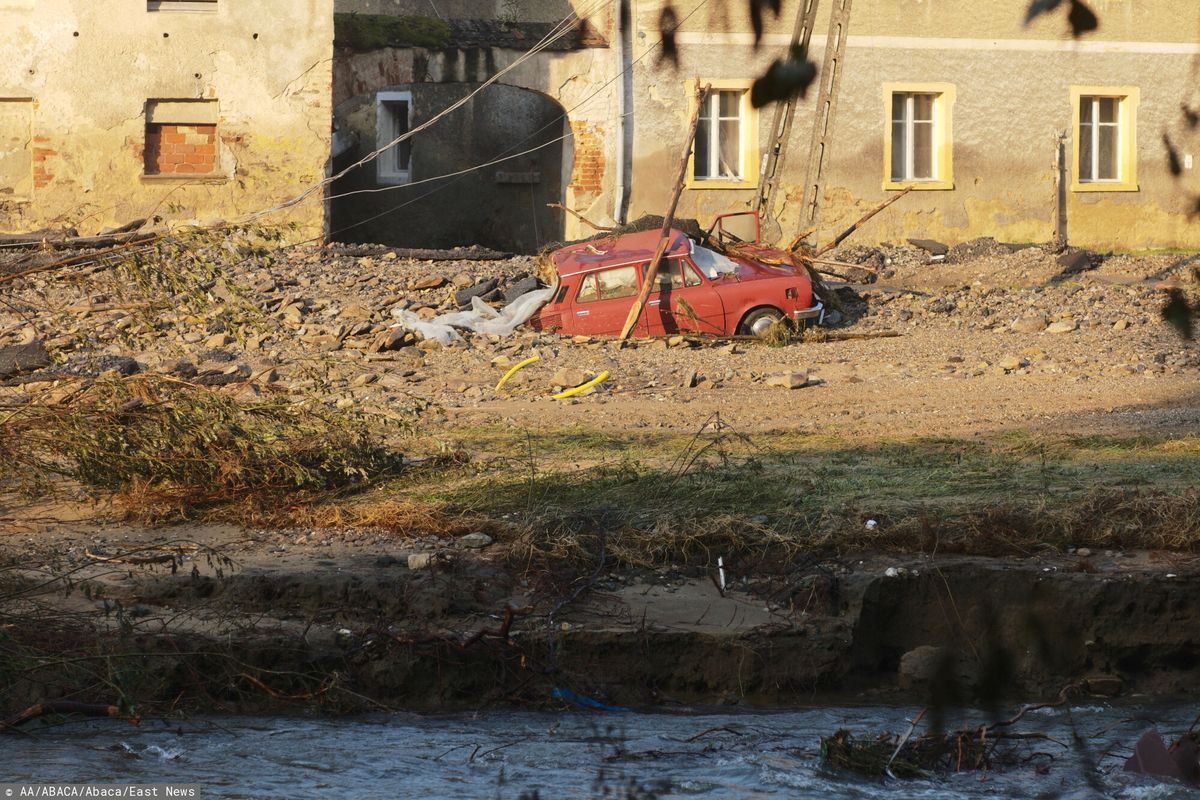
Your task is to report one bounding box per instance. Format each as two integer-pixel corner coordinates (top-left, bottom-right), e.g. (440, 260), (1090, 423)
(551, 687), (631, 712)
(390, 285), (555, 346)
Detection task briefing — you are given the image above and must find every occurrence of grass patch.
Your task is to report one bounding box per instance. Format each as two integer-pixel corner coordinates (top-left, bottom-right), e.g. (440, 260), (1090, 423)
(360, 420), (1200, 565)
(334, 13), (452, 51)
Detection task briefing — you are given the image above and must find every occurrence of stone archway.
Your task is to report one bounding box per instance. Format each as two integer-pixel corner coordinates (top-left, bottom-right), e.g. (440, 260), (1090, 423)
(331, 82), (571, 254)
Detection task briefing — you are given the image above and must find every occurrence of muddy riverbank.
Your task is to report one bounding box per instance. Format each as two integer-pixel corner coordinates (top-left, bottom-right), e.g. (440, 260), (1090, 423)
(5, 521), (1197, 716)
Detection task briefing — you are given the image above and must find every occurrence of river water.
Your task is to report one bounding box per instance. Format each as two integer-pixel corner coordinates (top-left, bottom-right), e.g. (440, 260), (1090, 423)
(4, 704), (1197, 799)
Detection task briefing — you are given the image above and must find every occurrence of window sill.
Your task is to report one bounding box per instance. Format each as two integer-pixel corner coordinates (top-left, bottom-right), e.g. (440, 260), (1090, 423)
(686, 178), (755, 191)
(141, 174), (227, 184)
(884, 179), (954, 191)
(377, 173), (412, 186)
(1070, 181), (1139, 193)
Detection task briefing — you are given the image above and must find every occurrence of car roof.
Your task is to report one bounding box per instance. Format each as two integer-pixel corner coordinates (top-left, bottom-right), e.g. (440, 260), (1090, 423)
(551, 229), (693, 278)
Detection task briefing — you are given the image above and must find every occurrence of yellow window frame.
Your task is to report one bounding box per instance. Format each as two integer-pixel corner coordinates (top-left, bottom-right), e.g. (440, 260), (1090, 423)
(1070, 85), (1139, 193)
(684, 80), (759, 191)
(882, 82), (955, 191)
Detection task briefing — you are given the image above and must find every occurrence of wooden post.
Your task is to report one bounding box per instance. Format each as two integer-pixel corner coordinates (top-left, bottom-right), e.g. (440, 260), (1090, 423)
(812, 185), (912, 257)
(618, 81), (710, 341)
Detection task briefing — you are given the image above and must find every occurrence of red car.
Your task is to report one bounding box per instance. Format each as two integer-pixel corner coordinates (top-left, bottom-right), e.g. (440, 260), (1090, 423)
(529, 215), (823, 338)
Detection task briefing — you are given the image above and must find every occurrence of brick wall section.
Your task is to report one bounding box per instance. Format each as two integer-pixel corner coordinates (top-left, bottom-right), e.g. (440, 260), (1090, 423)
(569, 121), (604, 196)
(32, 136), (55, 189)
(144, 123), (217, 175)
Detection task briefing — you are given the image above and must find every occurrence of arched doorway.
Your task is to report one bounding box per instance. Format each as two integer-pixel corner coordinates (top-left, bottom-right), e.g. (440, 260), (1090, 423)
(330, 82), (571, 254)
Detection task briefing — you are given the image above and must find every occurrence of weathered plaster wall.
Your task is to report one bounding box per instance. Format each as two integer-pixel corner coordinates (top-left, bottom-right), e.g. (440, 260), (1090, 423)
(335, 0), (585, 25)
(0, 0), (332, 239)
(624, 0), (1200, 250)
(333, 35), (615, 246)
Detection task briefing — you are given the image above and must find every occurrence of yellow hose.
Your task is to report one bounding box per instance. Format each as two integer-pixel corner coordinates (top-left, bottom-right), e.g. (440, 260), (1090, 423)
(552, 370), (609, 400)
(495, 355), (541, 391)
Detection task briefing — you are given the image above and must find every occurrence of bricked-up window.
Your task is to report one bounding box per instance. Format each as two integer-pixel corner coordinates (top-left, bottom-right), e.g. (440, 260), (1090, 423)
(144, 100), (219, 177)
(376, 91), (412, 184)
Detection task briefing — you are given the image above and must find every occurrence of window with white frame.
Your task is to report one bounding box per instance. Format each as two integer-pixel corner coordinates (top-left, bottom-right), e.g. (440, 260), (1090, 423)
(891, 92), (937, 181)
(693, 89), (746, 181)
(1078, 95), (1122, 183)
(376, 91), (412, 184)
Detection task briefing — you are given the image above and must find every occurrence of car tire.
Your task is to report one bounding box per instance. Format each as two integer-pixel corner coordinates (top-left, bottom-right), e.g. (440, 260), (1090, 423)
(739, 307), (786, 338)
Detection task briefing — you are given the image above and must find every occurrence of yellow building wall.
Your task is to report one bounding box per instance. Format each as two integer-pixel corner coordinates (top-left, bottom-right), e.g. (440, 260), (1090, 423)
(0, 0), (332, 240)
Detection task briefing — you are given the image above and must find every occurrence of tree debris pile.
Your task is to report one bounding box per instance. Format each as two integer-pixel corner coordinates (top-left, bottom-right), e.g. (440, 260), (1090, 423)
(0, 374), (404, 517)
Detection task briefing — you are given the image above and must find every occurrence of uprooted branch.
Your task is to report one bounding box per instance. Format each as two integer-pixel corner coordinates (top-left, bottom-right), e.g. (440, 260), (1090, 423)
(0, 701), (140, 733)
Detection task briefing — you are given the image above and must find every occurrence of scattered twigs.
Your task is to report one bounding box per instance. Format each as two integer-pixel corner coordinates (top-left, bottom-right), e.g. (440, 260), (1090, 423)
(237, 672), (335, 704)
(0, 701), (139, 732)
(457, 604), (533, 650)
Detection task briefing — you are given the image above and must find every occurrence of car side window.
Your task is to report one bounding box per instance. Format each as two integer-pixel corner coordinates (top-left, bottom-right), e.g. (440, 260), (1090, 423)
(681, 261), (703, 287)
(577, 266), (640, 303)
(647, 260), (688, 292)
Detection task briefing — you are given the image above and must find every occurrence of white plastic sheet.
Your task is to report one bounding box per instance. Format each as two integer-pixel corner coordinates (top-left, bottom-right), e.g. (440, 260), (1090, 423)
(390, 285), (555, 346)
(691, 245), (738, 279)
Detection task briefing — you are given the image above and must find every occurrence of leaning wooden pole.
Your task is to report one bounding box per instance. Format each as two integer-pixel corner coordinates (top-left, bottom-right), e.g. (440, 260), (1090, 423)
(618, 81), (710, 341)
(812, 185), (913, 257)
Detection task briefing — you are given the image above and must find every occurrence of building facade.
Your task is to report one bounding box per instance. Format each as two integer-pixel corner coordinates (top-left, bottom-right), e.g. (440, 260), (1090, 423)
(335, 0), (1200, 252)
(0, 0), (332, 239)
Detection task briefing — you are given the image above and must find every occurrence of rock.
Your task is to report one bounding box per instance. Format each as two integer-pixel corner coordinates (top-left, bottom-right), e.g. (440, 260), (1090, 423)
(335, 396), (355, 409)
(455, 279), (498, 307)
(204, 332), (234, 348)
(668, 336), (685, 348)
(341, 303), (374, 321)
(451, 272), (474, 289)
(407, 553), (434, 570)
(502, 276), (541, 303)
(1113, 319), (1129, 331)
(417, 338), (443, 352)
(1046, 319), (1078, 334)
(765, 371), (808, 389)
(1056, 250), (1096, 275)
(552, 368), (588, 388)
(457, 532), (493, 549)
(413, 275), (447, 290)
(282, 304), (305, 325)
(1076, 547), (1092, 557)
(907, 238), (949, 256)
(0, 340), (50, 378)
(350, 372), (377, 387)
(371, 329), (409, 352)
(415, 307), (438, 320)
(1010, 315), (1047, 334)
(681, 369), (698, 389)
(998, 355), (1023, 371)
(898, 645), (947, 690)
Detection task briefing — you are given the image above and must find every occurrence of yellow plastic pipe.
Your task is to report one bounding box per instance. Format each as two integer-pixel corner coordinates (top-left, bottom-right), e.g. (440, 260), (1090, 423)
(552, 370), (609, 400)
(495, 355), (541, 391)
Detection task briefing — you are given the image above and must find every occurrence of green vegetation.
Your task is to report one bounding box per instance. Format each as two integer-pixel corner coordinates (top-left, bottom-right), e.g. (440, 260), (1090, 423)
(334, 13), (452, 51)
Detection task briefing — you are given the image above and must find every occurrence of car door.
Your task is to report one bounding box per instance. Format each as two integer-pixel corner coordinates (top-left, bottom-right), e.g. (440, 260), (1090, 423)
(644, 258), (727, 335)
(568, 264), (649, 337)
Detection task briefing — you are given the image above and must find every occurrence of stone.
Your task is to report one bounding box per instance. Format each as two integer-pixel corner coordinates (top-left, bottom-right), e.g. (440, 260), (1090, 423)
(907, 238), (949, 256)
(668, 336), (685, 348)
(898, 645), (946, 689)
(282, 304), (305, 325)
(681, 369), (698, 389)
(335, 396), (355, 409)
(765, 371), (808, 389)
(458, 532), (493, 549)
(341, 303), (374, 321)
(1046, 319), (1078, 334)
(451, 271), (474, 289)
(552, 367), (588, 388)
(1076, 547), (1092, 557)
(1010, 315), (1047, 334)
(0, 340), (50, 378)
(1113, 319), (1129, 331)
(998, 355), (1023, 371)
(455, 279), (498, 307)
(417, 337), (443, 352)
(415, 306), (438, 320)
(413, 275), (447, 290)
(350, 372), (377, 387)
(1055, 250), (1095, 274)
(407, 553), (433, 570)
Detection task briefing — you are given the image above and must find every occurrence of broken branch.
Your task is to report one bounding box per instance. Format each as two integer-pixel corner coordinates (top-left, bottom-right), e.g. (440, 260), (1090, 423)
(813, 186), (914, 257)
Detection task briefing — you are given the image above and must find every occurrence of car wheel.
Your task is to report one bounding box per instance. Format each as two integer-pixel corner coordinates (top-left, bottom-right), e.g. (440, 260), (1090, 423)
(740, 307), (785, 338)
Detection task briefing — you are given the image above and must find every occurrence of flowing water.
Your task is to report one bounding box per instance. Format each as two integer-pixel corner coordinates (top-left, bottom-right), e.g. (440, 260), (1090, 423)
(4, 704), (1197, 799)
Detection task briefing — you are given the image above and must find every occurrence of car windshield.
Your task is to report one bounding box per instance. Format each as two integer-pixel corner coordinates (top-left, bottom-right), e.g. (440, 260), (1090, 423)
(691, 245), (738, 279)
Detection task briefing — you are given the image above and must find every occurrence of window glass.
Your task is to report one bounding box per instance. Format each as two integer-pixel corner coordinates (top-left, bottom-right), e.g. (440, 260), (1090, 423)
(890, 92), (939, 182)
(577, 274), (599, 303)
(1078, 95), (1123, 182)
(694, 89), (745, 180)
(682, 261), (703, 287)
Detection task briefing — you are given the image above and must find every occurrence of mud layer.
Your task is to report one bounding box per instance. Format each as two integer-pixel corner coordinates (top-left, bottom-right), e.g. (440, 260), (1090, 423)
(4, 531), (1196, 715)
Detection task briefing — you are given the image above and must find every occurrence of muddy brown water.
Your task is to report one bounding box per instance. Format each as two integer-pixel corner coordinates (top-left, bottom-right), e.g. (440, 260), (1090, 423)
(5, 704), (1197, 798)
